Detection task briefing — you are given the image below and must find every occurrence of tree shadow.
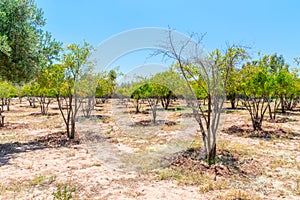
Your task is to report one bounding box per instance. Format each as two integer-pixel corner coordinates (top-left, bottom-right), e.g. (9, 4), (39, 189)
(77, 114), (111, 123)
(266, 116), (298, 123)
(279, 110), (300, 116)
(0, 141), (46, 166)
(223, 125), (300, 140)
(131, 119), (177, 127)
(160, 147), (261, 178)
(29, 112), (59, 117)
(0, 132), (79, 166)
(178, 113), (194, 118)
(225, 107), (247, 111)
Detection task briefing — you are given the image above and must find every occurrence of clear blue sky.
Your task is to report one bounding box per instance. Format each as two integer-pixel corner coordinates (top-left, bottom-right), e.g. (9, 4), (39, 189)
(36, 0), (300, 72)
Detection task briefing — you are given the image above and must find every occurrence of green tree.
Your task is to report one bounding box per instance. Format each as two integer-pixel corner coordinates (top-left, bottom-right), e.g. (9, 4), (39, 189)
(223, 47), (249, 109)
(144, 83), (161, 123)
(56, 42), (94, 139)
(76, 67), (98, 117)
(20, 82), (38, 108)
(130, 82), (169, 123)
(95, 70), (117, 103)
(0, 0), (60, 83)
(240, 54), (276, 130)
(34, 69), (58, 115)
(130, 81), (147, 113)
(0, 81), (17, 111)
(149, 69), (185, 110)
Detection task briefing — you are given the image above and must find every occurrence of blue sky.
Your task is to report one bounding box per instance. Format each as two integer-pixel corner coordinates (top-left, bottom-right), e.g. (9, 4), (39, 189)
(36, 0), (300, 73)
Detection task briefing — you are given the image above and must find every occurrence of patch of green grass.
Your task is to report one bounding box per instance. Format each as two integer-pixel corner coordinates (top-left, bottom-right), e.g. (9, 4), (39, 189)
(105, 129), (112, 135)
(29, 174), (46, 186)
(52, 183), (76, 200)
(157, 168), (228, 192)
(48, 175), (57, 184)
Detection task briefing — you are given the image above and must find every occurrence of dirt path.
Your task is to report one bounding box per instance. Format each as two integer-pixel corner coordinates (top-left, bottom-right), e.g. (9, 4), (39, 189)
(78, 99), (199, 172)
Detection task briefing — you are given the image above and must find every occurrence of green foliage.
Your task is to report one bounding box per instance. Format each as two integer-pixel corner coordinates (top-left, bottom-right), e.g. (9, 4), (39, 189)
(57, 41), (94, 139)
(52, 183), (76, 200)
(130, 82), (170, 100)
(149, 69), (185, 95)
(29, 175), (46, 186)
(0, 81), (17, 98)
(128, 69), (184, 104)
(191, 80), (207, 99)
(0, 0), (61, 83)
(115, 83), (131, 98)
(238, 53), (300, 129)
(239, 53), (298, 101)
(95, 70), (117, 98)
(240, 60), (274, 98)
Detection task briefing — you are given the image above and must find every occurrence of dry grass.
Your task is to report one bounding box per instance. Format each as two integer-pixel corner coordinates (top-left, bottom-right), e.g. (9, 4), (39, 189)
(1, 99), (300, 199)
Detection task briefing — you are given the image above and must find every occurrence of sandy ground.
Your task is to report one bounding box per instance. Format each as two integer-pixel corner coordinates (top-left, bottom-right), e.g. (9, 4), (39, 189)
(0, 98), (300, 199)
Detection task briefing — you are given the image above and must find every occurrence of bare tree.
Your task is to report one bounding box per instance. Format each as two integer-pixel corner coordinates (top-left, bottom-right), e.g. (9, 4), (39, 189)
(156, 29), (246, 164)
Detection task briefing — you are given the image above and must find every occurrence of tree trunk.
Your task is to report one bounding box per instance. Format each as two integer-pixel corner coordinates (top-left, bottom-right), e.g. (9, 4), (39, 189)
(164, 91), (172, 110)
(207, 143), (216, 165)
(29, 98), (32, 107)
(152, 106), (157, 123)
(66, 123), (70, 138)
(1, 98), (4, 111)
(6, 98), (10, 111)
(70, 118), (75, 139)
(252, 119), (262, 131)
(229, 93), (236, 109)
(230, 99), (235, 109)
(0, 108), (4, 127)
(280, 96), (285, 113)
(161, 98), (165, 109)
(268, 103), (273, 120)
(57, 95), (71, 139)
(135, 98), (140, 113)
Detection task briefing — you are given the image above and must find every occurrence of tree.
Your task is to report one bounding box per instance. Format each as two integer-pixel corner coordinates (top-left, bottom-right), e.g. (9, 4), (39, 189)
(226, 67), (243, 109)
(130, 81), (147, 113)
(76, 67), (98, 117)
(130, 82), (167, 123)
(157, 29), (247, 165)
(149, 69), (185, 110)
(144, 83), (161, 124)
(0, 81), (17, 111)
(277, 69), (299, 112)
(20, 82), (38, 108)
(55, 42), (94, 139)
(222, 47), (249, 109)
(239, 54), (299, 128)
(239, 54), (275, 130)
(0, 0), (60, 83)
(95, 70), (117, 103)
(34, 69), (58, 115)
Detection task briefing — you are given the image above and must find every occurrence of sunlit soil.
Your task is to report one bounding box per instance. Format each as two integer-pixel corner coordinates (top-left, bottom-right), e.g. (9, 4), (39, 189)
(0, 98), (299, 199)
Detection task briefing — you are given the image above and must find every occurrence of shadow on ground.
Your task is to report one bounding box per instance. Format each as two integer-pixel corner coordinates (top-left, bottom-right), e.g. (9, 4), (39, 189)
(160, 147), (262, 178)
(223, 125), (300, 140)
(0, 132), (79, 166)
